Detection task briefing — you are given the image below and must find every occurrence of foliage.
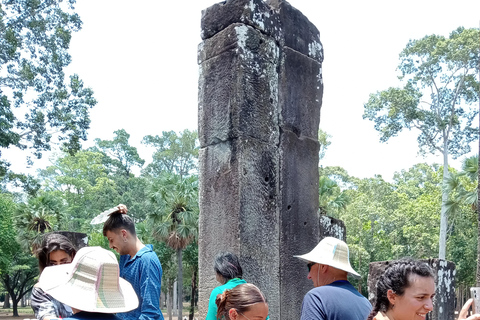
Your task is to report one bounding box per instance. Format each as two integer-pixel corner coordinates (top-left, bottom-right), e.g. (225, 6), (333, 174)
(14, 192), (64, 251)
(38, 150), (117, 231)
(142, 130), (198, 178)
(0, 193), (17, 274)
(318, 129), (331, 161)
(89, 129), (145, 177)
(147, 173), (198, 319)
(363, 27), (479, 259)
(0, 0), (96, 174)
(0, 193), (37, 317)
(89, 129), (150, 221)
(148, 173), (198, 250)
(318, 175), (350, 217)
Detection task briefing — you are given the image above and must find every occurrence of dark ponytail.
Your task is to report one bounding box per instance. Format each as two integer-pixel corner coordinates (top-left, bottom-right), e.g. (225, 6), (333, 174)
(367, 258), (434, 320)
(102, 206), (136, 236)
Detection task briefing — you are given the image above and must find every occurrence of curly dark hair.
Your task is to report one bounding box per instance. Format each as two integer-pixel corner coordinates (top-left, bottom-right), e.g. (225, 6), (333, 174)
(366, 258), (434, 320)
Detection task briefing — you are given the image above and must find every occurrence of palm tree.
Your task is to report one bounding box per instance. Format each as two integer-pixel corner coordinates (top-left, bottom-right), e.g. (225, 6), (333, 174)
(318, 176), (350, 216)
(15, 193), (63, 251)
(445, 155), (478, 214)
(444, 155), (478, 283)
(147, 173), (198, 320)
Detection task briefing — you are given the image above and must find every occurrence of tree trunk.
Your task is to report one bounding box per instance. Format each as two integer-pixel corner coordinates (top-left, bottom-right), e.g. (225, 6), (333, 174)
(439, 149), (449, 259)
(177, 249), (183, 320)
(477, 39), (480, 286)
(189, 269), (197, 320)
(3, 293), (10, 309)
(167, 281), (173, 320)
(357, 254), (362, 294)
(12, 297), (18, 317)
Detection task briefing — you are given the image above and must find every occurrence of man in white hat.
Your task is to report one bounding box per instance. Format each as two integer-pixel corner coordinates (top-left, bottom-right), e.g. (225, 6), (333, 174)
(38, 246), (139, 320)
(295, 237), (372, 320)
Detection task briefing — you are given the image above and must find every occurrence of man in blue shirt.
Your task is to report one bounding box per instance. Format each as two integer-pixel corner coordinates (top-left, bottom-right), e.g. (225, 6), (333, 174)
(294, 237), (372, 320)
(103, 205), (164, 320)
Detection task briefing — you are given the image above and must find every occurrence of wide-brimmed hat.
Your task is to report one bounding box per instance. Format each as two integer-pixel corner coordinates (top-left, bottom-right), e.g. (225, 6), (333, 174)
(38, 246), (139, 313)
(294, 237), (361, 278)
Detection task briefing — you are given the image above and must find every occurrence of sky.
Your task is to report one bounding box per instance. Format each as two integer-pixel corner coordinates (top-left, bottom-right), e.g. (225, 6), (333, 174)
(7, 0), (480, 181)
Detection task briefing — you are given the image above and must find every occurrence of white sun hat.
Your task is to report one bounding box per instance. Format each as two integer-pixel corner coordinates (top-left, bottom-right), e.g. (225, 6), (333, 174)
(38, 246), (139, 313)
(294, 236), (361, 278)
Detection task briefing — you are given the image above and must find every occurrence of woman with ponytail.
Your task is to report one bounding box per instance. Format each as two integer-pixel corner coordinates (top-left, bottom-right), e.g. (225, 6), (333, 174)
(367, 258), (480, 320)
(215, 283), (268, 320)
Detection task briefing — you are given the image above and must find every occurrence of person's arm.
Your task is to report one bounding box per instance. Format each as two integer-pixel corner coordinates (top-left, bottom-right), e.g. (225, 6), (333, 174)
(459, 299), (480, 320)
(31, 287), (60, 320)
(137, 256), (163, 320)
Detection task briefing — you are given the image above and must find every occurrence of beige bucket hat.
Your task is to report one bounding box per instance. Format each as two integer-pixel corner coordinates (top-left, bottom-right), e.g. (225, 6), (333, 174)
(294, 237), (361, 278)
(38, 246), (139, 313)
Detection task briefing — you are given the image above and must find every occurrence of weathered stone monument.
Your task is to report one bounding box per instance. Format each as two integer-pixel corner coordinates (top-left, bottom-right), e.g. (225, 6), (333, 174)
(198, 0), (323, 318)
(368, 259), (456, 320)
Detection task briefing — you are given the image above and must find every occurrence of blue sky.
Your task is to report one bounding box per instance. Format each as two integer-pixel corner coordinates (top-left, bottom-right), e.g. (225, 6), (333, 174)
(7, 0), (480, 181)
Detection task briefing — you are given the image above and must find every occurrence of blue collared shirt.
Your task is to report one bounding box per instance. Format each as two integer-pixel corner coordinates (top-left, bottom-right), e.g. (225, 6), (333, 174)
(118, 244), (164, 320)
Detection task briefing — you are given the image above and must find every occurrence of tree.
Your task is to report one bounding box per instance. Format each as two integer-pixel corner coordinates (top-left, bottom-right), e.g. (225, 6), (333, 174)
(0, 252), (38, 317)
(142, 130), (198, 178)
(363, 27), (480, 259)
(38, 150), (116, 231)
(147, 173), (198, 320)
(318, 176), (349, 217)
(444, 155), (478, 284)
(318, 129), (331, 162)
(0, 193), (37, 317)
(89, 129), (151, 222)
(14, 193), (63, 251)
(0, 0), (97, 174)
(90, 129), (145, 177)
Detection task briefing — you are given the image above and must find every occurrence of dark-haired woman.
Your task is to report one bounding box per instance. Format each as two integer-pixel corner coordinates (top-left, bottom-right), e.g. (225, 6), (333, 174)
(206, 252), (246, 320)
(367, 258), (480, 320)
(31, 233), (77, 320)
(216, 283), (268, 320)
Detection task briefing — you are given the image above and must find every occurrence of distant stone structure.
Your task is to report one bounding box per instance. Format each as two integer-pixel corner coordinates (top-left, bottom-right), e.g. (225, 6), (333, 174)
(320, 214), (346, 241)
(368, 259), (456, 320)
(197, 0), (324, 318)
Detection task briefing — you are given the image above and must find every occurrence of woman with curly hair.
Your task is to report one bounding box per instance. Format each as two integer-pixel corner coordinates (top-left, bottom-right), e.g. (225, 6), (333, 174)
(368, 258), (480, 320)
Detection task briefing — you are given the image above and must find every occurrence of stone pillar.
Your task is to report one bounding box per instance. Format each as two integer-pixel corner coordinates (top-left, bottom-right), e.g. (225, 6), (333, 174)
(319, 215), (346, 241)
(368, 259), (456, 320)
(198, 0), (323, 319)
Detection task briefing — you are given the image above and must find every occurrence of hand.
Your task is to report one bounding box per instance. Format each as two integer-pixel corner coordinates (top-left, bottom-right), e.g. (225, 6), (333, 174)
(459, 299), (480, 320)
(117, 204), (128, 214)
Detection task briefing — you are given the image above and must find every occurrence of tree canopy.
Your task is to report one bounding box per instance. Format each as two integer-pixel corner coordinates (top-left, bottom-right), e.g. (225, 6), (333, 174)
(363, 27), (479, 259)
(0, 0), (96, 176)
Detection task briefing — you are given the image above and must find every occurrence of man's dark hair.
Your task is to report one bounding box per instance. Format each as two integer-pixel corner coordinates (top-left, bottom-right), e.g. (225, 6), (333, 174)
(214, 251), (243, 282)
(103, 212), (136, 236)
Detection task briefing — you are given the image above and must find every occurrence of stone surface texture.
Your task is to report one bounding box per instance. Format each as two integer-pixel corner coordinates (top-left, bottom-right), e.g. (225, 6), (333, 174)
(198, 0), (323, 319)
(368, 259), (456, 320)
(319, 215), (346, 241)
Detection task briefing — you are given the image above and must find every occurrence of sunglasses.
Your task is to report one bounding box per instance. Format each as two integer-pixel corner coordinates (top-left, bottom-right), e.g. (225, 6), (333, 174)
(307, 262), (316, 272)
